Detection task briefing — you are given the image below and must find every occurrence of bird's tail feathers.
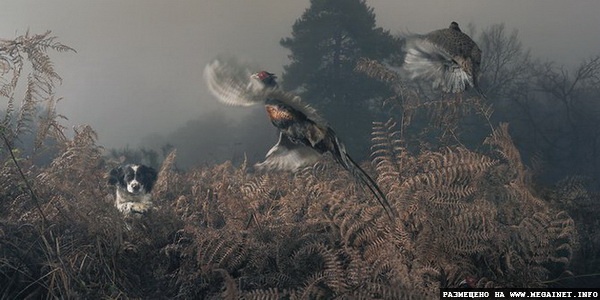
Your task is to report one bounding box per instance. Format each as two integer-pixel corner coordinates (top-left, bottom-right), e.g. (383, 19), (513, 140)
(341, 151), (396, 220)
(329, 132), (395, 220)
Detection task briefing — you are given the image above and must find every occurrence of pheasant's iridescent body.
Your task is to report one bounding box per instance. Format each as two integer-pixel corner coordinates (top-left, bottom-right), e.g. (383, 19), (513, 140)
(204, 59), (396, 219)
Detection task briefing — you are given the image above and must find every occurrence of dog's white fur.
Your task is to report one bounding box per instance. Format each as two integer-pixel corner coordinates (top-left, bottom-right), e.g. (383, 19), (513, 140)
(108, 164), (157, 216)
(115, 188), (153, 215)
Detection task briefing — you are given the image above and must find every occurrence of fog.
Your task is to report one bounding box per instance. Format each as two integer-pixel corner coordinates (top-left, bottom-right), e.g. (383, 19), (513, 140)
(2, 0), (599, 166)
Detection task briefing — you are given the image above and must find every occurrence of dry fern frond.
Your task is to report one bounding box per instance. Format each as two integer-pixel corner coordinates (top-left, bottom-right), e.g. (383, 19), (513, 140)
(292, 242), (348, 294)
(34, 96), (67, 150)
(355, 57), (399, 83)
(154, 149), (177, 198)
(1, 31), (74, 148)
(242, 288), (289, 300)
(484, 122), (530, 183)
(371, 119), (408, 180)
(402, 147), (498, 192)
(216, 268), (239, 300)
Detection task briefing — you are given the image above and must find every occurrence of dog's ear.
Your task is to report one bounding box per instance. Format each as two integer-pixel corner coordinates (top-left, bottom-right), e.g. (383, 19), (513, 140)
(145, 166), (158, 191)
(108, 166), (123, 185)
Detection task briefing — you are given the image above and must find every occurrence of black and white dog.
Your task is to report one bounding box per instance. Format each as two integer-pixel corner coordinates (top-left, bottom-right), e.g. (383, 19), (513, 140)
(108, 164), (158, 215)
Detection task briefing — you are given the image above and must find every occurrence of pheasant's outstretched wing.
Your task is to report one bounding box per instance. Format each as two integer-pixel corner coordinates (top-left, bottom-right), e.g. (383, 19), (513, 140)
(203, 58), (265, 107)
(255, 132), (322, 172)
(403, 35), (472, 93)
(204, 58), (328, 124)
(400, 23), (482, 94)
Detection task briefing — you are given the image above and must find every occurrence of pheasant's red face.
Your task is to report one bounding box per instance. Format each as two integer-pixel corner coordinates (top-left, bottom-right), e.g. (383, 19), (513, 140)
(253, 71), (278, 88)
(256, 71), (271, 81)
(265, 104), (293, 122)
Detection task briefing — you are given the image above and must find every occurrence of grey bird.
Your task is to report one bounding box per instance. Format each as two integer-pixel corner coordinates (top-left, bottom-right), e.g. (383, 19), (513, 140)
(402, 21), (483, 95)
(203, 58), (396, 219)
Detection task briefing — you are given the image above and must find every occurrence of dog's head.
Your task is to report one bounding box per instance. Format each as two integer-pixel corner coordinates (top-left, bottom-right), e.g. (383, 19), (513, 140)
(108, 164), (158, 195)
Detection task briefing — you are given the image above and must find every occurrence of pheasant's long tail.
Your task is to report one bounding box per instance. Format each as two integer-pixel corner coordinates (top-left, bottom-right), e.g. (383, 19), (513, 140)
(342, 152), (396, 220)
(325, 129), (395, 220)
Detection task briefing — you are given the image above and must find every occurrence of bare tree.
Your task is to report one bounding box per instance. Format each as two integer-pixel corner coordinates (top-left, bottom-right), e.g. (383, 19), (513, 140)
(476, 23), (600, 181)
(478, 24), (534, 100)
(528, 56), (600, 180)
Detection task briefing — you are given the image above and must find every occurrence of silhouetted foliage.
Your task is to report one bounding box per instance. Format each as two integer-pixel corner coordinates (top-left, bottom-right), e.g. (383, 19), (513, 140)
(280, 0), (399, 160)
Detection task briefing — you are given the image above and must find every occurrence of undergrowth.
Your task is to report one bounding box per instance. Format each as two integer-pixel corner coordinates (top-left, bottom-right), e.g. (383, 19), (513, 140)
(0, 121), (588, 299)
(1, 31), (598, 300)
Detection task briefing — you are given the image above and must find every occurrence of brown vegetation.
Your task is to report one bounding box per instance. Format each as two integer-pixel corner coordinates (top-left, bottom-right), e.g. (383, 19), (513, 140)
(1, 31), (598, 299)
(1, 120), (586, 299)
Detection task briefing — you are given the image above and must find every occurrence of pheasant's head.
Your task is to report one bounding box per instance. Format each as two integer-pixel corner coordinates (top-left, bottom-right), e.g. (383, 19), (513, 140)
(251, 71), (278, 89)
(449, 21), (461, 32)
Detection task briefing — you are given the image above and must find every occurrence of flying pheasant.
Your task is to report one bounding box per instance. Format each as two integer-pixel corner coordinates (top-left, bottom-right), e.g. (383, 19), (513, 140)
(204, 58), (395, 219)
(402, 21), (483, 95)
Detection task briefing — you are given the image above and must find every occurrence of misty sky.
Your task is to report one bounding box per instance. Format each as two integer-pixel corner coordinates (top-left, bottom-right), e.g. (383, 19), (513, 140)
(1, 0), (599, 150)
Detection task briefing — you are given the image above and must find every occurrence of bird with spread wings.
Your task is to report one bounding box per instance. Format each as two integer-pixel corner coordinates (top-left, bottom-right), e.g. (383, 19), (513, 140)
(203, 58), (395, 219)
(400, 21), (484, 97)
